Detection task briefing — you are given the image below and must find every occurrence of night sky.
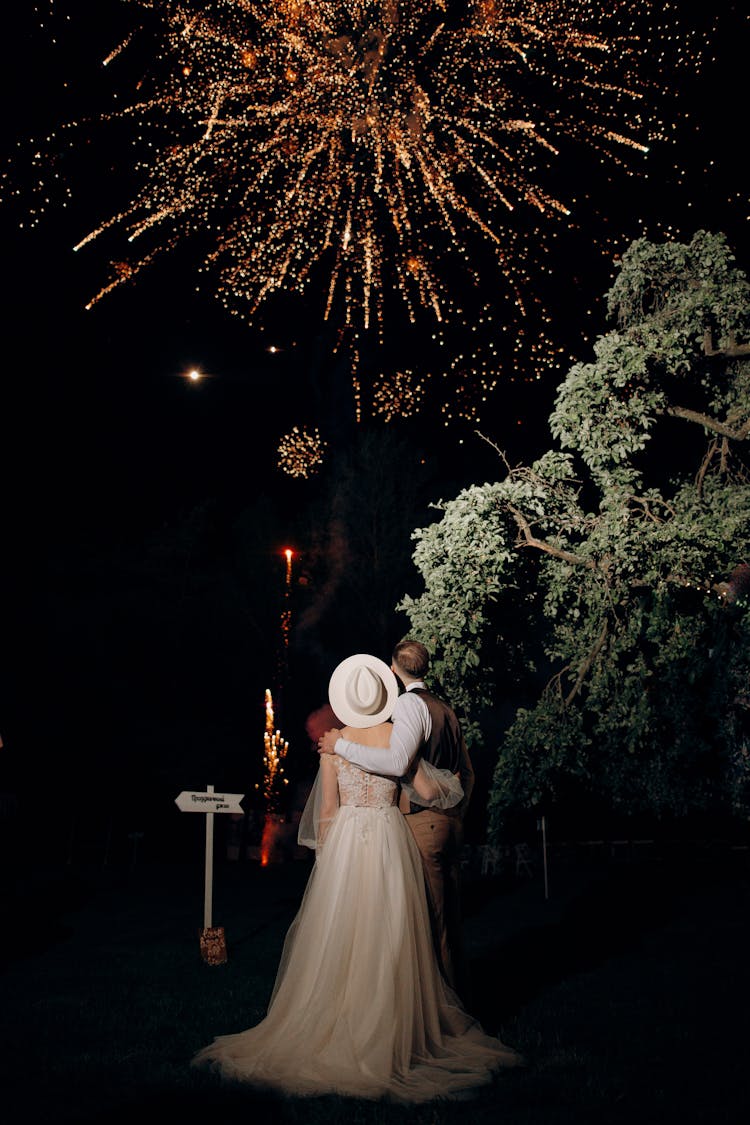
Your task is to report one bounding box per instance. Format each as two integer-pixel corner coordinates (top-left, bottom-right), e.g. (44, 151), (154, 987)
(0, 2), (747, 853)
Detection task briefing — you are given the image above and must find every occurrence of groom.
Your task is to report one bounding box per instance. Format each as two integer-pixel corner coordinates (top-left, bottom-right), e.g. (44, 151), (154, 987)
(318, 639), (474, 996)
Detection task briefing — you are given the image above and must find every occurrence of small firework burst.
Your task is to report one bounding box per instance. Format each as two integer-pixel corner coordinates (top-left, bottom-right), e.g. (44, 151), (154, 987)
(438, 372), (499, 427)
(372, 369), (429, 422)
(277, 425), (327, 478)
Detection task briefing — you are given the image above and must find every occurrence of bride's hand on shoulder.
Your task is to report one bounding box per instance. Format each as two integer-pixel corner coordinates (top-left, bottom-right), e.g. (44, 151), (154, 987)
(318, 728), (342, 755)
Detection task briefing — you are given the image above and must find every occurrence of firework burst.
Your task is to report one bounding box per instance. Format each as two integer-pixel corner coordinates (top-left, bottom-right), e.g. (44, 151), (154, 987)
(19, 1), (702, 333)
(7, 0), (713, 452)
(372, 368), (427, 422)
(278, 424), (327, 477)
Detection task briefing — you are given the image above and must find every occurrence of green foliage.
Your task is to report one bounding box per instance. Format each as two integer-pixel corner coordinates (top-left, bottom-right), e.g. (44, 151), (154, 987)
(399, 481), (519, 743)
(399, 232), (750, 838)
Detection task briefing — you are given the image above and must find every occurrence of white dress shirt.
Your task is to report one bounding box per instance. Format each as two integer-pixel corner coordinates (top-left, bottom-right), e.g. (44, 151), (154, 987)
(335, 682), (432, 777)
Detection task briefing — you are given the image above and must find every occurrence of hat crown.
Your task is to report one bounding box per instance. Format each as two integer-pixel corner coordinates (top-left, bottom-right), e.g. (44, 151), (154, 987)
(345, 666), (387, 715)
(328, 653), (399, 728)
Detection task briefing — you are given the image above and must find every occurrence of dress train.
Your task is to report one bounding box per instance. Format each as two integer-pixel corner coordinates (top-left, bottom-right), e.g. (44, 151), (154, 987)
(192, 759), (521, 1102)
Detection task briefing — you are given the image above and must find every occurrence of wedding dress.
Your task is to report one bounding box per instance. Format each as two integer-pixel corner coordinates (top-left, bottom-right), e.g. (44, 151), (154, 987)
(192, 755), (521, 1102)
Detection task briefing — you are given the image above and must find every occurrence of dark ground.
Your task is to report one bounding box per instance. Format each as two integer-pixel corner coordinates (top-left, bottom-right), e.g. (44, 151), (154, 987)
(1, 838), (748, 1125)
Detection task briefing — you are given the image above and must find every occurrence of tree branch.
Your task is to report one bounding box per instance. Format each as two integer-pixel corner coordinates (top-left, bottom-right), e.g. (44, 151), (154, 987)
(564, 616), (609, 708)
(695, 436), (720, 495)
(702, 329), (750, 358)
(625, 494), (676, 523)
(544, 664), (571, 702)
(666, 405), (750, 441)
(475, 429), (512, 475)
(506, 502), (596, 568)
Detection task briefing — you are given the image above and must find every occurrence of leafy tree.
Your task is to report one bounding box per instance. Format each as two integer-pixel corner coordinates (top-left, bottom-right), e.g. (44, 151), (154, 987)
(399, 232), (750, 838)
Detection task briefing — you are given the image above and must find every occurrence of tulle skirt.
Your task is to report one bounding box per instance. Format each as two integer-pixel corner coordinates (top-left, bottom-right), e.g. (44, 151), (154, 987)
(192, 804), (521, 1103)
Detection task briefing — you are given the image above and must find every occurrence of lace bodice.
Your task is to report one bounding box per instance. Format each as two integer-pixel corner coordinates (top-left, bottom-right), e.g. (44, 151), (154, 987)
(335, 757), (399, 808)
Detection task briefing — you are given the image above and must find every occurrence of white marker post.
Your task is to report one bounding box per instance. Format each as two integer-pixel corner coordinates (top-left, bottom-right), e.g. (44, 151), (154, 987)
(175, 784), (244, 963)
(541, 814), (549, 901)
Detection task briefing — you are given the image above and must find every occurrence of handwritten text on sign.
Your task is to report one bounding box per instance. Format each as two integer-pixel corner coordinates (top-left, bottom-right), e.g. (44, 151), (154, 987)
(174, 791), (244, 814)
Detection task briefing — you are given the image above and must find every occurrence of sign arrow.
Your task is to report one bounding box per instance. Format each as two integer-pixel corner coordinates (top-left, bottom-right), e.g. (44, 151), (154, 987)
(175, 790), (244, 814)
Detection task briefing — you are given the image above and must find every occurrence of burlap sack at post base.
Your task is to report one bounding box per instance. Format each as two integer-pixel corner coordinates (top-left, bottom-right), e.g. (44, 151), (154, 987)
(199, 925), (227, 965)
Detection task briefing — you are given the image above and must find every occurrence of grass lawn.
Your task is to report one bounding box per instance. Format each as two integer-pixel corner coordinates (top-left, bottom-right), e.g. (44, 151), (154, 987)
(1, 842), (747, 1125)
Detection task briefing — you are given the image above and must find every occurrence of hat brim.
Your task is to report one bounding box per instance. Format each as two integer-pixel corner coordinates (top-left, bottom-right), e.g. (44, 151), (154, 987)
(328, 654), (399, 728)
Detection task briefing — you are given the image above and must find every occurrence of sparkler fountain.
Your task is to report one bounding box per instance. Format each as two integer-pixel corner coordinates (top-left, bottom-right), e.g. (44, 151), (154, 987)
(258, 548), (295, 864)
(260, 687), (290, 865)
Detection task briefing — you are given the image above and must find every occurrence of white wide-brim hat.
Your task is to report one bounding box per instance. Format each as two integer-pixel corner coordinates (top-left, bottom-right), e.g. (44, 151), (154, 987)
(328, 653), (399, 728)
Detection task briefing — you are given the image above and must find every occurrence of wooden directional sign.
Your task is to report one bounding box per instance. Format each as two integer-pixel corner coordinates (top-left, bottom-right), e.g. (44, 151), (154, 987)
(175, 784), (245, 937)
(175, 790), (244, 814)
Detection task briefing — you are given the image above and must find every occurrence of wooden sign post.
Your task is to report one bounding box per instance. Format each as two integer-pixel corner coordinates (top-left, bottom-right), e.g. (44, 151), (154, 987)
(538, 814), (550, 901)
(175, 784), (244, 964)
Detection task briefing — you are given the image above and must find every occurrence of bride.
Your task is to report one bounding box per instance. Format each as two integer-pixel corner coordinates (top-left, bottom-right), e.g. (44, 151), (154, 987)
(192, 654), (522, 1102)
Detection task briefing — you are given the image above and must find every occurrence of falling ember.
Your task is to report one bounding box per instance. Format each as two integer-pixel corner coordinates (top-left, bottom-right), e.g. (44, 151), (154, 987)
(280, 548), (294, 650)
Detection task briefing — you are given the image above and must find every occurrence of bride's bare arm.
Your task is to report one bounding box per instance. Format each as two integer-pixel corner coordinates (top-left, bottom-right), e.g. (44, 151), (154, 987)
(401, 760), (464, 811)
(410, 760), (440, 802)
(317, 756), (339, 848)
(399, 762), (445, 810)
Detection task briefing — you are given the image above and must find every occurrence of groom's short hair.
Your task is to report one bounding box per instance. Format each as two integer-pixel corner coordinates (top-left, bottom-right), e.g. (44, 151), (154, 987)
(392, 640), (429, 679)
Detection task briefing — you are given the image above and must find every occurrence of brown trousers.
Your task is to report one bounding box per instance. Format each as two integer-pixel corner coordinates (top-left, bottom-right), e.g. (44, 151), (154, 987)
(405, 809), (465, 994)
